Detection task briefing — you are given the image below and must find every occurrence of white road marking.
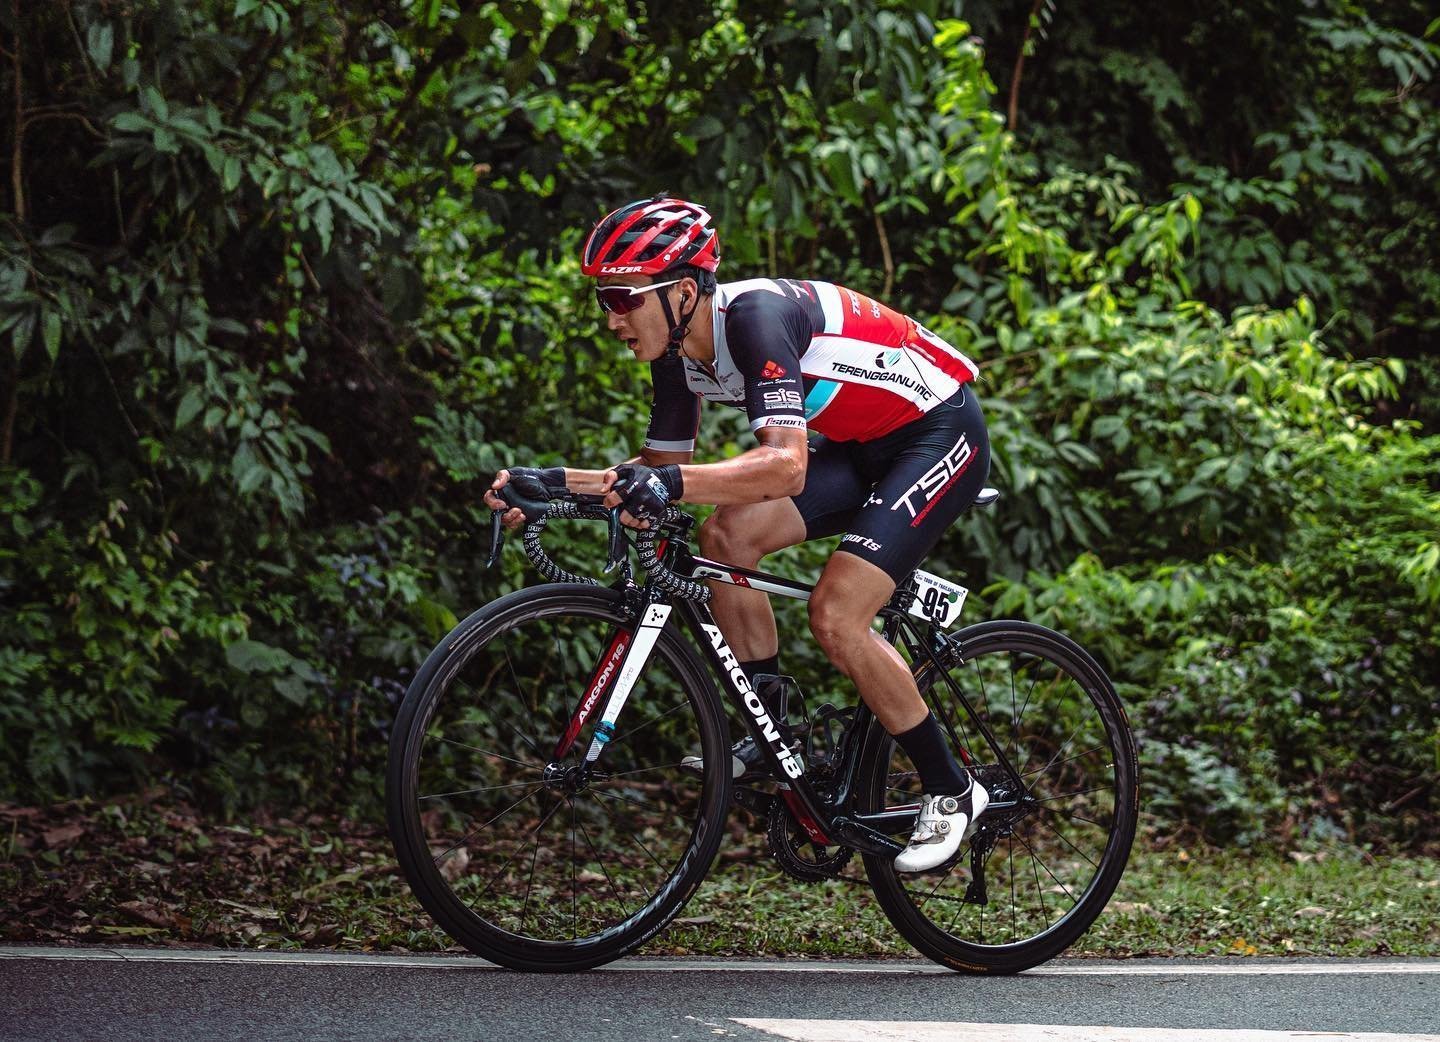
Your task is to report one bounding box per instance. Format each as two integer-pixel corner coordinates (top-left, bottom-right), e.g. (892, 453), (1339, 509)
(2, 947), (1439, 977)
(733, 1021), (1440, 1042)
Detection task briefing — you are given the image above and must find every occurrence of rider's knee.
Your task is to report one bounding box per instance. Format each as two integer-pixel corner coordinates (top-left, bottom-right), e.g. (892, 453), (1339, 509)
(699, 507), (761, 565)
(808, 592), (860, 660)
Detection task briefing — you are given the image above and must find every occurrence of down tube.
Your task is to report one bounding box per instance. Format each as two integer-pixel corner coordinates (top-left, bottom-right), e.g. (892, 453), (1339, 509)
(673, 597), (834, 822)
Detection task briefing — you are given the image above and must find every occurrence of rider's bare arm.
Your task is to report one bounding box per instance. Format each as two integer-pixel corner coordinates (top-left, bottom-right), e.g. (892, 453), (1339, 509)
(605, 427), (807, 506)
(550, 447), (695, 496)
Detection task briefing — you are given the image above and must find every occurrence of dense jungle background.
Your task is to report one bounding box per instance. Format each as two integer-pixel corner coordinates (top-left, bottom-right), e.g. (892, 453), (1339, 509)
(2, 0), (1437, 850)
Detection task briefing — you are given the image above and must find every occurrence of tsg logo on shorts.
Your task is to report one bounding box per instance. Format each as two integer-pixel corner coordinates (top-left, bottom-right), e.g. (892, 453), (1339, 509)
(890, 433), (975, 523)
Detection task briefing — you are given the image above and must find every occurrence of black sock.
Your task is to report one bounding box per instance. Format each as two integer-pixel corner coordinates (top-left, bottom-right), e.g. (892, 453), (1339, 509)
(894, 715), (971, 796)
(740, 655), (779, 681)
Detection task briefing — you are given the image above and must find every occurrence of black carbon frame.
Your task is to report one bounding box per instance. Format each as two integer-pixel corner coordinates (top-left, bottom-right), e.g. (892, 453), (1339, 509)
(652, 536), (1029, 849)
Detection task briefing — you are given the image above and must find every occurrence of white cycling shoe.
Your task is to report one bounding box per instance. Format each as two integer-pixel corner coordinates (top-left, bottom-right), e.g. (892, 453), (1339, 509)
(893, 783), (990, 873)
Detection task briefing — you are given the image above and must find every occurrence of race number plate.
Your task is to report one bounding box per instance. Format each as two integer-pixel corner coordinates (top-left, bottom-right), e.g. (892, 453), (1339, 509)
(907, 570), (968, 628)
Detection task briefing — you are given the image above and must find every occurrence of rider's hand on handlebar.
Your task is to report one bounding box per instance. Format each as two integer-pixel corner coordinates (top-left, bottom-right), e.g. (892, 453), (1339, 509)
(602, 463), (682, 531)
(485, 466), (568, 529)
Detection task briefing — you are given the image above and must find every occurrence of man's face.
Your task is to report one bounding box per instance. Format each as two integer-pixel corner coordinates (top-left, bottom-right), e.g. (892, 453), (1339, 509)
(598, 275), (686, 362)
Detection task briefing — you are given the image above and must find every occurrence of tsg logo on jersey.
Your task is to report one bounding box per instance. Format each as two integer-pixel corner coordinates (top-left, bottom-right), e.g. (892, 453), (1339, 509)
(891, 433), (975, 523)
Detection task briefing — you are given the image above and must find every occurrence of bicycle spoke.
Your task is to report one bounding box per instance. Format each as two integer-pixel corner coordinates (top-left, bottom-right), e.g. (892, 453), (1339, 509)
(574, 814), (634, 921)
(1009, 662), (1021, 777)
(1027, 716), (1093, 783)
(420, 779), (545, 801)
(1019, 826), (1082, 905)
(1034, 783), (1112, 805)
(474, 794), (567, 906)
(1026, 835), (1054, 932)
(1037, 811), (1100, 874)
(585, 789), (664, 899)
(584, 788), (668, 869)
(588, 783), (668, 814)
(1008, 836), (1018, 942)
(431, 735), (545, 772)
(429, 783), (543, 865)
(607, 701), (692, 748)
(1021, 744), (1110, 780)
(498, 628), (547, 755)
(507, 720), (545, 760)
(603, 761), (692, 778)
(1044, 805), (1110, 829)
(519, 830), (543, 931)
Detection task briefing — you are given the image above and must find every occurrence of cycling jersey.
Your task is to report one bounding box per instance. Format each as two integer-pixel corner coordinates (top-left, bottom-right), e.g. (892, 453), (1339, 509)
(643, 278), (979, 452)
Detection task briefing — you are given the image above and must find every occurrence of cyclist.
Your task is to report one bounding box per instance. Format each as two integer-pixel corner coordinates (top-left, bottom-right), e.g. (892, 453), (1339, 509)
(485, 195), (991, 872)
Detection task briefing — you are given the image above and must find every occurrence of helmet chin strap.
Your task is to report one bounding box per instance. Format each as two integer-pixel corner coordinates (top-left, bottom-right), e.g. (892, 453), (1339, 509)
(658, 288), (700, 359)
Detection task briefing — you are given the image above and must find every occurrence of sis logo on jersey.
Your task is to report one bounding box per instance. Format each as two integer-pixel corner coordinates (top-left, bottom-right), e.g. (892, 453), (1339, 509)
(762, 360), (787, 379)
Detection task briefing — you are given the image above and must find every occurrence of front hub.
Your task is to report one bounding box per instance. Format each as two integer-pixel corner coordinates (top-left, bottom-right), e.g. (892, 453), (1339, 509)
(542, 761), (604, 795)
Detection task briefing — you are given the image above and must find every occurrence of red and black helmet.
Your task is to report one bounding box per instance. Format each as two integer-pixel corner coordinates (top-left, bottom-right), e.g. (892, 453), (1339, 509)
(580, 195), (720, 278)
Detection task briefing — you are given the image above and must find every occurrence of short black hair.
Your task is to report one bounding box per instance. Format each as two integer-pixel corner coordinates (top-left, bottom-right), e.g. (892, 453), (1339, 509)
(665, 263), (716, 296)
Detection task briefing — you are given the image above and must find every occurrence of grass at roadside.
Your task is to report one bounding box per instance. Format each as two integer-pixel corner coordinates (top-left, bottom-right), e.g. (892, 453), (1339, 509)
(3, 795), (1436, 959)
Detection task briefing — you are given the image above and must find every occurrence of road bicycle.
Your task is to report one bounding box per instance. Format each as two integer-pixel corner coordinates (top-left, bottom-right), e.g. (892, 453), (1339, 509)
(386, 489), (1139, 973)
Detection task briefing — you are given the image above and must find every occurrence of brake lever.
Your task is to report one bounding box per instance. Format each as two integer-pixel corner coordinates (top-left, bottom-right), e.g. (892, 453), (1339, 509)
(603, 506), (626, 574)
(485, 508), (505, 569)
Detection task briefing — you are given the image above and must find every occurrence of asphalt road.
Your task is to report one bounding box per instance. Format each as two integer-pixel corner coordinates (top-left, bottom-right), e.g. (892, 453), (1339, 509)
(1, 948), (1437, 1042)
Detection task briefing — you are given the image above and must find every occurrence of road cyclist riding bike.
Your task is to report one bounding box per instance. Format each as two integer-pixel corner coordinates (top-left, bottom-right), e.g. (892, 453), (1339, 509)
(385, 195), (1139, 973)
(489, 195), (994, 872)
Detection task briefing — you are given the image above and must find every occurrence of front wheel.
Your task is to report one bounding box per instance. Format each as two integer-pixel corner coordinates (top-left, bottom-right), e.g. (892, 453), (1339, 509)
(386, 584), (731, 971)
(858, 620), (1139, 973)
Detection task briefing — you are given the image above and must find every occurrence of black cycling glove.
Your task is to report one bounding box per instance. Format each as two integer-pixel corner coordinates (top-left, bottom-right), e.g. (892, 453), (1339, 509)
(611, 463), (683, 525)
(498, 466), (568, 521)
(505, 466), (567, 494)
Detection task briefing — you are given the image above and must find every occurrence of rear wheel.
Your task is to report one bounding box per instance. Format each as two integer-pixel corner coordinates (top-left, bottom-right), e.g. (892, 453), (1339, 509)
(386, 584), (730, 971)
(859, 620), (1139, 973)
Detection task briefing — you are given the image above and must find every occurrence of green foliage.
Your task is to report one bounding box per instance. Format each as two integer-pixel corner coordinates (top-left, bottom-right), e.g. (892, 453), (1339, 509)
(1, 1), (1435, 850)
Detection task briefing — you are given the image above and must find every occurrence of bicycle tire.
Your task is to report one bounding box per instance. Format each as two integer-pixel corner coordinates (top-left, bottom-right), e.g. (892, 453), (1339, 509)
(858, 620), (1139, 973)
(386, 583), (731, 972)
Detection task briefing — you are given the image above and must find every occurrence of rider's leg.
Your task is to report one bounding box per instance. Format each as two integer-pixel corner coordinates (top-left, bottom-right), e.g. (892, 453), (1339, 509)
(808, 552), (929, 733)
(814, 388), (992, 870)
(697, 499), (807, 664)
(808, 552), (966, 788)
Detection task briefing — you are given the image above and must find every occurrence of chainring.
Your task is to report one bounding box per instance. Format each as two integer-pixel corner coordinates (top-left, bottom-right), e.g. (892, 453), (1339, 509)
(764, 774), (854, 883)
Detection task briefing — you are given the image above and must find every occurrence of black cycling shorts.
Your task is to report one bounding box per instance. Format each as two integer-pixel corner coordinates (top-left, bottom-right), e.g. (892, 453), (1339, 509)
(790, 386), (990, 584)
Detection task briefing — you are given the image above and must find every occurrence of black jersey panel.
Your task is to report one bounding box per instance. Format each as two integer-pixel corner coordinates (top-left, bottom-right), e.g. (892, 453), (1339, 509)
(721, 291), (810, 433)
